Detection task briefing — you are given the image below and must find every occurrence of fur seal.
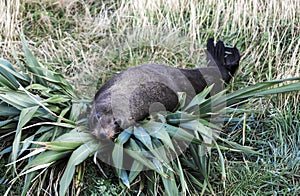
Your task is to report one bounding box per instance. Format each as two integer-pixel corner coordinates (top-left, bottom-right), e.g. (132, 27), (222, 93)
(89, 39), (240, 140)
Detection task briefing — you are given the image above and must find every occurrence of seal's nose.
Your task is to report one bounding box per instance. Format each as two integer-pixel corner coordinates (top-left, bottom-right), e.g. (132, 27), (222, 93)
(99, 130), (107, 138)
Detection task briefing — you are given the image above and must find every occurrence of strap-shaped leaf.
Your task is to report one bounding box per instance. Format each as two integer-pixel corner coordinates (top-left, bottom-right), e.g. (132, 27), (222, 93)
(59, 141), (99, 196)
(184, 85), (214, 111)
(128, 160), (144, 183)
(12, 106), (39, 170)
(134, 126), (153, 149)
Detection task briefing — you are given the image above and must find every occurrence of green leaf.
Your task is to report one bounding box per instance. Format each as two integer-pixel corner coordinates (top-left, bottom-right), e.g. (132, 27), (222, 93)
(185, 172), (206, 191)
(0, 119), (15, 128)
(119, 169), (130, 188)
(69, 100), (90, 122)
(225, 78), (300, 107)
(163, 122), (202, 145)
(177, 91), (187, 109)
(7, 148), (46, 166)
(175, 157), (188, 195)
(54, 131), (95, 143)
(19, 135), (35, 156)
(0, 59), (22, 89)
(134, 126), (153, 149)
(143, 121), (176, 151)
(161, 168), (178, 196)
(180, 120), (215, 145)
(238, 81), (300, 99)
(152, 139), (170, 162)
(125, 139), (157, 171)
(112, 143), (124, 172)
(0, 103), (20, 116)
(213, 140), (226, 182)
(25, 83), (49, 91)
(0, 88), (39, 110)
(22, 122), (76, 130)
(217, 136), (261, 155)
(21, 171), (37, 196)
(152, 158), (164, 173)
(42, 95), (71, 104)
(59, 141), (99, 196)
(12, 106), (39, 170)
(25, 65), (76, 97)
(166, 112), (197, 125)
(21, 162), (54, 176)
(0, 58), (28, 82)
(21, 34), (47, 86)
(116, 127), (133, 145)
(196, 91), (226, 116)
(20, 35), (77, 98)
(23, 150), (71, 172)
(184, 85), (214, 111)
(0, 147), (12, 156)
(128, 160), (144, 183)
(34, 141), (85, 151)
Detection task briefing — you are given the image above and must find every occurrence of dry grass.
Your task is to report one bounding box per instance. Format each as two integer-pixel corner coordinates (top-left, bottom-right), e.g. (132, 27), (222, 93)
(1, 0), (300, 97)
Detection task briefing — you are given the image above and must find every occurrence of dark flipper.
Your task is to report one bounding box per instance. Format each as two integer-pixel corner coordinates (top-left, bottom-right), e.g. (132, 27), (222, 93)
(224, 46), (240, 76)
(206, 38), (240, 82)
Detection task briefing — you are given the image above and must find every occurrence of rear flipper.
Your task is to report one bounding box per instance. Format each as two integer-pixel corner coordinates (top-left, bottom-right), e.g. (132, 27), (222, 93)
(224, 45), (240, 76)
(206, 38), (240, 81)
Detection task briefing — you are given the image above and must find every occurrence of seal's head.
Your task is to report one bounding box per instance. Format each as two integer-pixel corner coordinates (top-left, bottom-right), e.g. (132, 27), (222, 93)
(90, 112), (119, 140)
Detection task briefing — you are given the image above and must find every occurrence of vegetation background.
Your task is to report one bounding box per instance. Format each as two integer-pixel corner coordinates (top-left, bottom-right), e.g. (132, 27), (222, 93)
(1, 0), (299, 195)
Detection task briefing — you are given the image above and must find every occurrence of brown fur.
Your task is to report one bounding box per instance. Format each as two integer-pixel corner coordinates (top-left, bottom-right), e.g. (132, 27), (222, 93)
(89, 39), (240, 140)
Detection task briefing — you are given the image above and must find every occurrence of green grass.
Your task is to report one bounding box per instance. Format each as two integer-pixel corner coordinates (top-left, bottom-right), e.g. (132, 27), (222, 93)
(1, 0), (300, 195)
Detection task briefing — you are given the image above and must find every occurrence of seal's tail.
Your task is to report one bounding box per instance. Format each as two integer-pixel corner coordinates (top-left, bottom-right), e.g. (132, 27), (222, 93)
(206, 38), (240, 78)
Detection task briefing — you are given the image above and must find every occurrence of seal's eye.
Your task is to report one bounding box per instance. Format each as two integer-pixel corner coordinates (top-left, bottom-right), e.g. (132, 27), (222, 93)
(93, 112), (101, 120)
(90, 112), (102, 127)
(114, 119), (122, 127)
(114, 121), (120, 129)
